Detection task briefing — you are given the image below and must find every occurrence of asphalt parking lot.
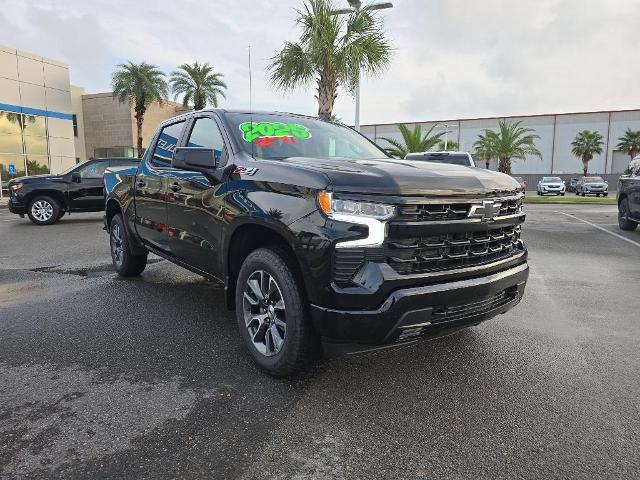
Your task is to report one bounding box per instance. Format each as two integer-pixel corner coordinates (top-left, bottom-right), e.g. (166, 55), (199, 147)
(1, 203), (639, 479)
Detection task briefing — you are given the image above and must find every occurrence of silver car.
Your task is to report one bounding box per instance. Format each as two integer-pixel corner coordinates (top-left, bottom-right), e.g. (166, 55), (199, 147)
(576, 176), (609, 197)
(537, 176), (566, 196)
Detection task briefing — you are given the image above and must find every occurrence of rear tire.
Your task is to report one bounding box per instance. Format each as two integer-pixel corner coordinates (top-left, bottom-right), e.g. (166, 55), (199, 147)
(109, 213), (148, 276)
(235, 247), (318, 377)
(618, 198), (638, 231)
(27, 195), (60, 225)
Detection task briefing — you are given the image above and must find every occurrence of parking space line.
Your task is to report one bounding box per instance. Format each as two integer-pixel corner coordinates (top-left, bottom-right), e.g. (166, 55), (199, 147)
(556, 211), (640, 248)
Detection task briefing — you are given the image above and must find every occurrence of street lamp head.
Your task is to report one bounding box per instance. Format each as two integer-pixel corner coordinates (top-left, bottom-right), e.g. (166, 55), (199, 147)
(347, 0), (362, 8)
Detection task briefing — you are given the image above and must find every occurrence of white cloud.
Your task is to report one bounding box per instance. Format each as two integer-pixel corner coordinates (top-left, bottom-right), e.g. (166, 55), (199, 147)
(1, 0), (639, 125)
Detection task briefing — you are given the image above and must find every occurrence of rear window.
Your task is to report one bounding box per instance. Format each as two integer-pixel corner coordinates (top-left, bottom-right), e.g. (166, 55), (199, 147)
(542, 177), (562, 182)
(405, 153), (473, 166)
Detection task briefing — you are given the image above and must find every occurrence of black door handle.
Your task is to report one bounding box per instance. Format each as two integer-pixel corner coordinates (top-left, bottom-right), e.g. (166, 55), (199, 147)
(136, 180), (145, 188)
(169, 183), (181, 192)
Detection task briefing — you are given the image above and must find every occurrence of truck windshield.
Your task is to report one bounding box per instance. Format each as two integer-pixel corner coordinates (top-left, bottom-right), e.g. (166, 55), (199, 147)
(543, 177), (562, 182)
(584, 177), (604, 182)
(226, 113), (387, 161)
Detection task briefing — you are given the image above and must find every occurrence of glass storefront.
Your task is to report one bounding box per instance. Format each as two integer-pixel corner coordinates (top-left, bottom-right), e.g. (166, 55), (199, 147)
(0, 111), (50, 185)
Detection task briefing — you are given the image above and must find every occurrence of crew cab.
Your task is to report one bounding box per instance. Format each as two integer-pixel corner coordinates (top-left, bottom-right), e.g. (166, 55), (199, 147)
(103, 110), (529, 376)
(7, 157), (139, 225)
(618, 156), (640, 231)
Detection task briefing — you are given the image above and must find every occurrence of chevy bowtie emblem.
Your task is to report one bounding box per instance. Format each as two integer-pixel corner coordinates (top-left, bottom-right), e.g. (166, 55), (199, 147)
(468, 200), (502, 222)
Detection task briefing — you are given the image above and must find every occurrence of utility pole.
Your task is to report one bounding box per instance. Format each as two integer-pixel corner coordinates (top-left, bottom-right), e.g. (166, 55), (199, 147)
(332, 0), (393, 131)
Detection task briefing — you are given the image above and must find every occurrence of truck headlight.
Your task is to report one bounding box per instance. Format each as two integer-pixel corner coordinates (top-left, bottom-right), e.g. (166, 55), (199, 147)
(317, 191), (395, 248)
(317, 191), (395, 220)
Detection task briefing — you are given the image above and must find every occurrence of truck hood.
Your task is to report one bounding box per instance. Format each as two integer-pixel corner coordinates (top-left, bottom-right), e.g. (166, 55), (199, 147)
(8, 174), (64, 184)
(280, 156), (520, 196)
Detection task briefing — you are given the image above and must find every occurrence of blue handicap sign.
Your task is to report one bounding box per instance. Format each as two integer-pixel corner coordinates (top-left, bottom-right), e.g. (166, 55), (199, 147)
(8, 164), (16, 175)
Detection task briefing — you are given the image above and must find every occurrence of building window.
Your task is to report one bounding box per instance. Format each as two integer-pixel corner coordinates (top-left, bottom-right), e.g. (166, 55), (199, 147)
(0, 110), (50, 177)
(72, 114), (78, 137)
(94, 146), (135, 158)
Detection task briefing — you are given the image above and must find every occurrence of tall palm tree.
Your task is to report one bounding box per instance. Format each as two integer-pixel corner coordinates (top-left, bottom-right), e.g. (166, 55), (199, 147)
(571, 130), (604, 176)
(616, 128), (640, 161)
(437, 139), (459, 151)
(379, 124), (447, 158)
(479, 120), (542, 174)
(112, 61), (168, 158)
(170, 62), (227, 110)
(473, 132), (494, 169)
(268, 0), (392, 119)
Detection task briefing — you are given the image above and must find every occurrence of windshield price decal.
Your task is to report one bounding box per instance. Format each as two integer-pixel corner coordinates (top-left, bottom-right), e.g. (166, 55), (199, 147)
(239, 122), (311, 147)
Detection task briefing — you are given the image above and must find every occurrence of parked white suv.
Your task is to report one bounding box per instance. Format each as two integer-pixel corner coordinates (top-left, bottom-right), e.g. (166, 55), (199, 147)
(537, 176), (566, 196)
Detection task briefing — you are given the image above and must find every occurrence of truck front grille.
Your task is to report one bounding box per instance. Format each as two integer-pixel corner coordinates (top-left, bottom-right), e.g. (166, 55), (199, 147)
(386, 225), (521, 275)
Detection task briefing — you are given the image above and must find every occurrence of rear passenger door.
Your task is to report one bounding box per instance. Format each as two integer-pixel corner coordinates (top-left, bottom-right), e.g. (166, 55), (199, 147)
(68, 159), (109, 211)
(134, 120), (187, 251)
(166, 115), (229, 278)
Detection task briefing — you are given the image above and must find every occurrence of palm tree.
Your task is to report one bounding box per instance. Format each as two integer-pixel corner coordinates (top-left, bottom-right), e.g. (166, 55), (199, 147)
(437, 139), (459, 151)
(616, 129), (640, 161)
(479, 120), (542, 174)
(112, 61), (168, 158)
(571, 130), (604, 176)
(473, 132), (494, 169)
(170, 62), (227, 110)
(379, 124), (447, 158)
(268, 0), (392, 119)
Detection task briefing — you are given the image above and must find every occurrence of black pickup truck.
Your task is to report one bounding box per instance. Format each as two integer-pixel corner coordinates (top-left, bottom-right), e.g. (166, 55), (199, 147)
(7, 157), (138, 225)
(103, 110), (529, 376)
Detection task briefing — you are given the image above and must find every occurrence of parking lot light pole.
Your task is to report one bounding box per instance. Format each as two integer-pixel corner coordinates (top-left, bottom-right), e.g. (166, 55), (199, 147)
(331, 0), (393, 132)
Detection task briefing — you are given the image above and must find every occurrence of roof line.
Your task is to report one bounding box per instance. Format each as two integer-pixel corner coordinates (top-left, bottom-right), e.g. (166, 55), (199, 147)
(359, 107), (640, 128)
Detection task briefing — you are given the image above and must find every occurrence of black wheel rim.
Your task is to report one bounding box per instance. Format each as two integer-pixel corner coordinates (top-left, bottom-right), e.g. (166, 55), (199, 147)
(242, 270), (286, 357)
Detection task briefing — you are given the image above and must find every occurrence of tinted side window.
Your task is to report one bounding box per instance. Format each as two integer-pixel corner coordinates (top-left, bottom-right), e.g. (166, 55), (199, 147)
(152, 121), (186, 168)
(187, 117), (226, 164)
(78, 161), (108, 178)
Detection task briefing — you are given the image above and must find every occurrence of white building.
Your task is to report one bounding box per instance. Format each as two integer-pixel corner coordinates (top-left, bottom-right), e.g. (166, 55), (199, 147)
(0, 44), (79, 182)
(361, 109), (640, 175)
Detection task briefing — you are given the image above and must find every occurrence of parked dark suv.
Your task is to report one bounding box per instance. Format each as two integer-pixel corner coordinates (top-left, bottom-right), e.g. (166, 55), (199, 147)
(103, 110), (529, 376)
(618, 156), (640, 231)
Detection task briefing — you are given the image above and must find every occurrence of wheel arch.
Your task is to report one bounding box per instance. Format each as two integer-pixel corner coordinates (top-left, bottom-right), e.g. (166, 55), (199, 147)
(225, 222), (307, 310)
(105, 198), (122, 232)
(24, 190), (67, 211)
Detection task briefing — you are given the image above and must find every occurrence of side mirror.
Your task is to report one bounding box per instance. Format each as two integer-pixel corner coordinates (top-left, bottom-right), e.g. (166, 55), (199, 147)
(71, 172), (81, 183)
(172, 147), (218, 172)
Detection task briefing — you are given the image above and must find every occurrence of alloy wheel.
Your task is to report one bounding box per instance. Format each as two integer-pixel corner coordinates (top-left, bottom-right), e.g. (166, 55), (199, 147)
(111, 222), (124, 266)
(31, 200), (53, 222)
(242, 270), (287, 357)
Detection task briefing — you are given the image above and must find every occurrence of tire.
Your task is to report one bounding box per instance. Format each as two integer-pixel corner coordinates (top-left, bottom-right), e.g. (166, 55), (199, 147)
(235, 247), (318, 377)
(109, 213), (148, 276)
(582, 192), (586, 197)
(57, 209), (66, 220)
(561, 193), (565, 196)
(27, 195), (61, 225)
(618, 197), (638, 231)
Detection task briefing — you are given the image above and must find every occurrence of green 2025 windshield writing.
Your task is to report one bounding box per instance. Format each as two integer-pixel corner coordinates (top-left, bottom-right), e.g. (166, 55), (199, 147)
(239, 122), (312, 147)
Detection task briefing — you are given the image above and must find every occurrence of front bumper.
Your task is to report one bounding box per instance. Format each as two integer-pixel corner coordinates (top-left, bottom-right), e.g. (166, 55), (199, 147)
(8, 195), (26, 215)
(311, 262), (529, 347)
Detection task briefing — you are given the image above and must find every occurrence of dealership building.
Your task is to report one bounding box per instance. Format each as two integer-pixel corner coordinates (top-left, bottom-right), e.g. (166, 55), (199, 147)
(0, 44), (187, 187)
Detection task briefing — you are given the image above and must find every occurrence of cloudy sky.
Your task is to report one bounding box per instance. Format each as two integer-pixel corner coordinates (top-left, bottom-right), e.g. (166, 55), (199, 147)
(2, 0), (639, 125)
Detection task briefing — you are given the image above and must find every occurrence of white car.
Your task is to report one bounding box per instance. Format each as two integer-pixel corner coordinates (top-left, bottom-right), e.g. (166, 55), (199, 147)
(537, 176), (566, 196)
(404, 151), (475, 167)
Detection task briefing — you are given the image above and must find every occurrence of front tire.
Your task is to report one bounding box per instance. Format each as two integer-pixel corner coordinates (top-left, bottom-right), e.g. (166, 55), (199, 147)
(235, 247), (318, 377)
(618, 198), (638, 231)
(27, 196), (60, 225)
(110, 213), (148, 276)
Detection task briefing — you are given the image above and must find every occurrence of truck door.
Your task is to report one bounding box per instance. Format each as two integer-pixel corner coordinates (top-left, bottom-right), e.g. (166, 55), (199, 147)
(134, 120), (187, 251)
(67, 159), (109, 211)
(166, 115), (229, 278)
